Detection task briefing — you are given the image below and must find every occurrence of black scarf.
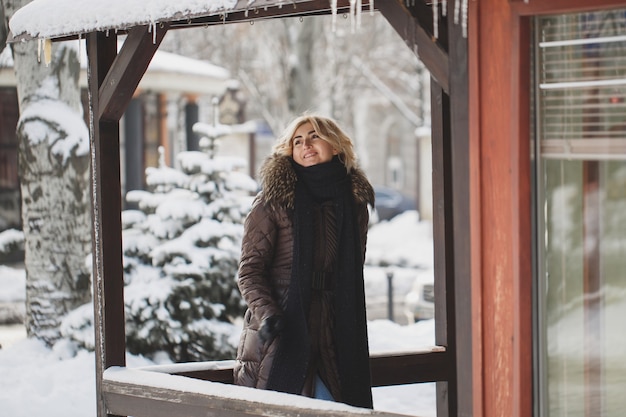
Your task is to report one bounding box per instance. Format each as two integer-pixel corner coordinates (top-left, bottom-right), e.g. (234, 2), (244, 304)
(266, 157), (373, 408)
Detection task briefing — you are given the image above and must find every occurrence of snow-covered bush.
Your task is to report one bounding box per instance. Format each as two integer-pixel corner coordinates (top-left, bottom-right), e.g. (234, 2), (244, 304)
(63, 146), (257, 362)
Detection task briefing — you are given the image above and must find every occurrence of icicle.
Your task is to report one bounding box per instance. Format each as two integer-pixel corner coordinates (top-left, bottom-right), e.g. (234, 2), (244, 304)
(432, 0), (439, 39)
(78, 34), (83, 67)
(369, 0), (375, 16)
(37, 38), (42, 63)
(245, 8), (249, 17)
(454, 0), (460, 24)
(442, 0), (447, 16)
(461, 0), (467, 38)
(356, 0), (362, 30)
(148, 22), (157, 45)
(350, 0), (356, 33)
(43, 39), (52, 66)
(331, 0), (338, 32)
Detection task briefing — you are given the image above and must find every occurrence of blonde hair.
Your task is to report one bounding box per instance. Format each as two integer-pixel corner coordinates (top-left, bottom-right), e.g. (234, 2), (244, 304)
(273, 114), (358, 172)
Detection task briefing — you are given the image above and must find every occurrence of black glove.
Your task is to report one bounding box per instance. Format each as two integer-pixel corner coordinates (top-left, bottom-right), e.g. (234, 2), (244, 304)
(258, 315), (284, 344)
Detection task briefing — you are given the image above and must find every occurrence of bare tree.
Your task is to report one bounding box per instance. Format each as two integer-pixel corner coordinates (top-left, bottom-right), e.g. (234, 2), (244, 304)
(161, 13), (422, 135)
(2, 0), (92, 345)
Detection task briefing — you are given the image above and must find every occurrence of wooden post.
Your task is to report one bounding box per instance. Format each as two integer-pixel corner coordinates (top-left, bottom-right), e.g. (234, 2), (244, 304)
(446, 0), (473, 415)
(87, 31), (126, 417)
(86, 24), (170, 417)
(430, 78), (455, 417)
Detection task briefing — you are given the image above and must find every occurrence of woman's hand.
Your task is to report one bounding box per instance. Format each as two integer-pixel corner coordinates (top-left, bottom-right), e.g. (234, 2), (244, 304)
(259, 315), (285, 343)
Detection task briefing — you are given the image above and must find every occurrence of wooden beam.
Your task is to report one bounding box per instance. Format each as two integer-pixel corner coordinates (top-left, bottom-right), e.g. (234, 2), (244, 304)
(98, 24), (169, 122)
(446, 1), (472, 416)
(473, 2), (533, 417)
(377, 0), (449, 93)
(430, 78), (455, 417)
(102, 367), (417, 417)
(467, 1), (483, 416)
(86, 31), (126, 417)
(162, 349), (452, 387)
(370, 350), (451, 386)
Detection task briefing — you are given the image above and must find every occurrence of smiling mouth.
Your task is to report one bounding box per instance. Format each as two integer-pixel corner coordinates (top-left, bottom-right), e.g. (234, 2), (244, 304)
(304, 153), (317, 158)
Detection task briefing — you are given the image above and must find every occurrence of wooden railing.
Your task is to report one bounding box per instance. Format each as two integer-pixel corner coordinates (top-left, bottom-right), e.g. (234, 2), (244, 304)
(101, 347), (448, 417)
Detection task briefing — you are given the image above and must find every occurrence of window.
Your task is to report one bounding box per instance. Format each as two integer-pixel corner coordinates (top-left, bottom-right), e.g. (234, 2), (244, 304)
(535, 9), (626, 417)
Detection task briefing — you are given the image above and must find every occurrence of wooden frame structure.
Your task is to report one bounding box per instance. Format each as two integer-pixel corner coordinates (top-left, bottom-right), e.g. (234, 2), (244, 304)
(9, 0), (468, 416)
(83, 2), (470, 416)
(13, 0), (626, 416)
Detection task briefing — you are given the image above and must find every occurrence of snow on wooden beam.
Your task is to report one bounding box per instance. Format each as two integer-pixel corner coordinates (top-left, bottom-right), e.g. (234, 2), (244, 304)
(8, 0), (372, 42)
(102, 367), (416, 417)
(9, 0), (241, 41)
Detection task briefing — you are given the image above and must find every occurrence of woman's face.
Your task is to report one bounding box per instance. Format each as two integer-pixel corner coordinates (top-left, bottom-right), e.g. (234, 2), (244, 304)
(291, 122), (338, 167)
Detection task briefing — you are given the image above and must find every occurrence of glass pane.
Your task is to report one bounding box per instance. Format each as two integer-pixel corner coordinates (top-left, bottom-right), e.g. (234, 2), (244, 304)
(599, 161), (626, 416)
(541, 159), (626, 417)
(536, 8), (626, 417)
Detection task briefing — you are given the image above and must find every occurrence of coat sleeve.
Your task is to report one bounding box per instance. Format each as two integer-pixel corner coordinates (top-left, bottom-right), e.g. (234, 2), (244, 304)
(237, 196), (283, 321)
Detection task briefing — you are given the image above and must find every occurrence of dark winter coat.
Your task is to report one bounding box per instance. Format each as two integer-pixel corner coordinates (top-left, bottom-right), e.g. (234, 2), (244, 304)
(233, 154), (374, 407)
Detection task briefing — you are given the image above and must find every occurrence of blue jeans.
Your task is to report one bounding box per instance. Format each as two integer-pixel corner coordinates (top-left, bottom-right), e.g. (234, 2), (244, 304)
(314, 375), (334, 401)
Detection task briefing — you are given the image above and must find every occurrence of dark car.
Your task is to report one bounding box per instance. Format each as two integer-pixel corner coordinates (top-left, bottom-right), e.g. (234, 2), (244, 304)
(373, 186), (417, 221)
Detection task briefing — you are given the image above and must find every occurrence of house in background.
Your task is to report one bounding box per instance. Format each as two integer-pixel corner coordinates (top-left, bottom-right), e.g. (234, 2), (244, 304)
(0, 46), (232, 230)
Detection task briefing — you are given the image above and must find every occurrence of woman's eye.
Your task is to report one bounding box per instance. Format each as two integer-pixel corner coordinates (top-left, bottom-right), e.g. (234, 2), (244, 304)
(293, 139), (302, 146)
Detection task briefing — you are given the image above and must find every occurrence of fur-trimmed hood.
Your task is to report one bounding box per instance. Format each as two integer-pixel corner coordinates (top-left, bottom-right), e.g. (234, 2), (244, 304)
(258, 154), (375, 211)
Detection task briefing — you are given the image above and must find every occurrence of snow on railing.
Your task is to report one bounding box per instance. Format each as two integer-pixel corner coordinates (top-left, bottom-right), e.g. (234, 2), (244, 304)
(102, 365), (413, 417)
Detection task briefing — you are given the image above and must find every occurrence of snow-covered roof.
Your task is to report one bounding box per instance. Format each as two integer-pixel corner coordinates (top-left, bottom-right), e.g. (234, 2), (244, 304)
(9, 0), (312, 42)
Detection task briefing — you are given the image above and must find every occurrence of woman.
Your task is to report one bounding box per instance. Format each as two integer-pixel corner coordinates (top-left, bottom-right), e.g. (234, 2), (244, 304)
(233, 114), (375, 408)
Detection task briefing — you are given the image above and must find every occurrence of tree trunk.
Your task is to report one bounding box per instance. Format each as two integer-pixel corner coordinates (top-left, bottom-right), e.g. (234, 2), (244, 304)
(3, 0), (92, 345)
(287, 18), (317, 115)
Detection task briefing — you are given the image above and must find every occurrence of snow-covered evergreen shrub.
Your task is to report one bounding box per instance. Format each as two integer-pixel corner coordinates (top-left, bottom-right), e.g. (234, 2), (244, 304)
(122, 148), (256, 362)
(62, 145), (257, 363)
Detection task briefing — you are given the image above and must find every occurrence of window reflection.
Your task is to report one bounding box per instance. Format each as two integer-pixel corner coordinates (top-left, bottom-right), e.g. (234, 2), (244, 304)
(536, 9), (626, 417)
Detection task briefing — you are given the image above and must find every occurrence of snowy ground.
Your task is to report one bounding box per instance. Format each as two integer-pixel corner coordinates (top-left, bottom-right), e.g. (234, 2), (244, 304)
(0, 211), (436, 417)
